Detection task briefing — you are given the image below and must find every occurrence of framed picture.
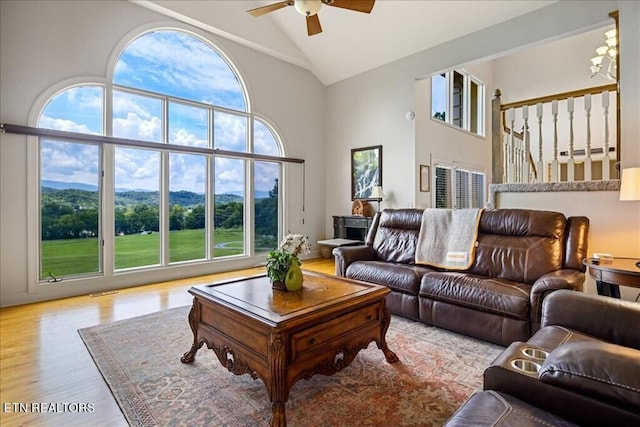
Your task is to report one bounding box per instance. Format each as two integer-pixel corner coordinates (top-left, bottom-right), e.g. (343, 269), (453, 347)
(351, 145), (382, 200)
(419, 164), (430, 192)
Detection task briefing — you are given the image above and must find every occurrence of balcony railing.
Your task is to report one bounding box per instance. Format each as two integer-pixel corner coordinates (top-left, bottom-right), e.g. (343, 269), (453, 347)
(491, 83), (619, 184)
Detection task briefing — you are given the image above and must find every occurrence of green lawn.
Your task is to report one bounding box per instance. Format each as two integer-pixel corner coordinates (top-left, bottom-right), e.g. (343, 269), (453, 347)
(41, 238), (100, 278)
(41, 228), (247, 278)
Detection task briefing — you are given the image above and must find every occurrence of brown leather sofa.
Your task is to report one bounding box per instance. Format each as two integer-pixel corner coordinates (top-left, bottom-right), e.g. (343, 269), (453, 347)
(333, 208), (589, 346)
(447, 290), (640, 426)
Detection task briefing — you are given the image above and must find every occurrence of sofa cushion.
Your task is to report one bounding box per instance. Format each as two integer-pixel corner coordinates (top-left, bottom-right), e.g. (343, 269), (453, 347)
(540, 341), (640, 412)
(371, 209), (423, 264)
(346, 261), (433, 296)
(445, 390), (578, 427)
(420, 272), (532, 319)
(467, 209), (565, 284)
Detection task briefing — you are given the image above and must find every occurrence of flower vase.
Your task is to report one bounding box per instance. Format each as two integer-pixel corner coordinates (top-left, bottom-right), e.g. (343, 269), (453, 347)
(285, 256), (303, 291)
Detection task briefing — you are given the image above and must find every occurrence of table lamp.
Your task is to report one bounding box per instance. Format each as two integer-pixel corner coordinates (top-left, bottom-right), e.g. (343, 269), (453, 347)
(370, 186), (384, 212)
(619, 167), (640, 267)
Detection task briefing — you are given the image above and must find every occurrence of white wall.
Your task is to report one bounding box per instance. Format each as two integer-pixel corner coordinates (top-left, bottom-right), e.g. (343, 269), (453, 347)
(0, 0), (326, 306)
(414, 61), (494, 208)
(495, 190), (640, 302)
(324, 1), (620, 237)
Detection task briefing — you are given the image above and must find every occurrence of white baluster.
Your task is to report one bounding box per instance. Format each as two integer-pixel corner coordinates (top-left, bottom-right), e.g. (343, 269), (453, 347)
(522, 106), (530, 183)
(602, 90), (610, 180)
(551, 100), (559, 182)
(584, 94), (592, 181)
(567, 97), (575, 182)
(536, 102), (544, 182)
(503, 132), (508, 183)
(507, 108), (515, 183)
(516, 134), (522, 183)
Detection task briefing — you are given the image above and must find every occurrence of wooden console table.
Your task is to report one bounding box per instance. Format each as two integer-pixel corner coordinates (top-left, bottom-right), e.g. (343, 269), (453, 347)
(583, 257), (640, 299)
(181, 271), (398, 426)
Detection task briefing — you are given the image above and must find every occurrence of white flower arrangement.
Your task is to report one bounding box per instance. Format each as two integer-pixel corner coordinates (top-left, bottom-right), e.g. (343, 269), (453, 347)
(279, 233), (311, 258)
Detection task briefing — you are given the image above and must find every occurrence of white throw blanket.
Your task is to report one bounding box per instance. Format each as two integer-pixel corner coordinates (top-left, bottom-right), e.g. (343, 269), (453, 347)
(415, 208), (484, 270)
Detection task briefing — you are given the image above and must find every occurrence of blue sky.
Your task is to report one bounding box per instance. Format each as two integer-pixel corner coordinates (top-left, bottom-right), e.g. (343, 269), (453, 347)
(39, 30), (280, 195)
(431, 73), (447, 117)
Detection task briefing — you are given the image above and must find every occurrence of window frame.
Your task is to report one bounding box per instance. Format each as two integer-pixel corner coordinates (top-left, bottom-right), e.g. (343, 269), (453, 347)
(27, 27), (290, 292)
(431, 69), (485, 137)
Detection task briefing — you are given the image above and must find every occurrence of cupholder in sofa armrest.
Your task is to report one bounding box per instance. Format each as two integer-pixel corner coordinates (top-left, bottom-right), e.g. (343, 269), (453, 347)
(521, 347), (549, 360)
(539, 341), (640, 411)
(511, 358), (541, 374)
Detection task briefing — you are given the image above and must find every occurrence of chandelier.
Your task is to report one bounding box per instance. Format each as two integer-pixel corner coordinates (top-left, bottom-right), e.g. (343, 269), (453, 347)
(589, 28), (617, 81)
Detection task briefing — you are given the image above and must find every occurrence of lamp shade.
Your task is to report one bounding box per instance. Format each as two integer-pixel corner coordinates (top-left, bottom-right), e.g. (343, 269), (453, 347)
(370, 186), (384, 200)
(619, 167), (640, 201)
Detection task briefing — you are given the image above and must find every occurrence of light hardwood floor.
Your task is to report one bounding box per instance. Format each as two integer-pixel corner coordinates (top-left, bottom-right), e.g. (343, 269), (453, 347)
(0, 258), (336, 427)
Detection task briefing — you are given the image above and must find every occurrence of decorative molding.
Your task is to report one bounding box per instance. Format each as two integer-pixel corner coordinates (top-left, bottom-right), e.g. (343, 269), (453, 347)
(212, 344), (259, 379)
(488, 180), (620, 208)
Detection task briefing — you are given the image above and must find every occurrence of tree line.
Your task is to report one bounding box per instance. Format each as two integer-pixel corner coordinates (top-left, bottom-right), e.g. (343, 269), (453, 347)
(41, 181), (278, 240)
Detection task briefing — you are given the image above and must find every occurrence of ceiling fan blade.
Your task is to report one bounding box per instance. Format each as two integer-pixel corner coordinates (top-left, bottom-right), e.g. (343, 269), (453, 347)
(306, 14), (322, 36)
(326, 0), (375, 14)
(247, 1), (291, 17)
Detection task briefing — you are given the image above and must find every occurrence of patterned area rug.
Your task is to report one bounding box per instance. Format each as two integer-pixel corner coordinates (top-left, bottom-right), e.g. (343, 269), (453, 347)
(79, 306), (503, 426)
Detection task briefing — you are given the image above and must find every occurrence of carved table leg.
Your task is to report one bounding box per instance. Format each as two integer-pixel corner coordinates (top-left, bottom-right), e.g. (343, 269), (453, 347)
(270, 402), (286, 427)
(181, 299), (201, 363)
(269, 333), (288, 427)
(379, 301), (399, 363)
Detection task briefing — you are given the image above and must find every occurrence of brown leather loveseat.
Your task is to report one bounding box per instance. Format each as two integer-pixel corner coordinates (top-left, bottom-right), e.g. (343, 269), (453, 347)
(333, 208), (589, 346)
(446, 290), (640, 426)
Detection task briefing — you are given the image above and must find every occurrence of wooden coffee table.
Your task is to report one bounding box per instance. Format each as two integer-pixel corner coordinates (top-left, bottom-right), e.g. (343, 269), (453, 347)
(181, 270), (399, 427)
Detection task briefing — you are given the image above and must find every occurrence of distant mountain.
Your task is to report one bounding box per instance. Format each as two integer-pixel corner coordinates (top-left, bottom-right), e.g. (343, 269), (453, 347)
(42, 180), (98, 191)
(42, 180), (271, 199)
(226, 190), (270, 199)
(41, 182), (260, 208)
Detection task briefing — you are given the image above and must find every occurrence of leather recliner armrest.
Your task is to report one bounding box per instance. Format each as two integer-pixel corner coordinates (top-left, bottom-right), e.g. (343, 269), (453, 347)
(541, 290), (640, 350)
(332, 245), (377, 276)
(539, 341), (640, 412)
(529, 270), (586, 325)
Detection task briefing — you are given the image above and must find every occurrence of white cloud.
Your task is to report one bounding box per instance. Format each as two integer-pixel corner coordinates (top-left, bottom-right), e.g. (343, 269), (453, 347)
(170, 128), (207, 147)
(113, 112), (162, 142)
(169, 153), (206, 194)
(254, 120), (281, 156)
(41, 141), (99, 186)
(39, 116), (96, 134)
(214, 112), (246, 151)
(114, 148), (160, 191)
(114, 31), (245, 109)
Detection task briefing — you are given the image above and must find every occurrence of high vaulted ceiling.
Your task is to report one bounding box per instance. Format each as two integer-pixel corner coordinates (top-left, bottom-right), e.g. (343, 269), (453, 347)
(134, 0), (557, 85)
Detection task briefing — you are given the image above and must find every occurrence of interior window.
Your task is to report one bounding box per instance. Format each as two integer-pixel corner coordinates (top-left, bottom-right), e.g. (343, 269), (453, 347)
(431, 69), (485, 136)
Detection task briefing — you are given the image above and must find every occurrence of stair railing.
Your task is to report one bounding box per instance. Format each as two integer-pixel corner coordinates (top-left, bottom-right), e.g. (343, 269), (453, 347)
(492, 83), (618, 184)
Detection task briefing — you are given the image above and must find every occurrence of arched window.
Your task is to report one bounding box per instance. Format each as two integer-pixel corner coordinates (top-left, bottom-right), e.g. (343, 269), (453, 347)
(36, 29), (285, 281)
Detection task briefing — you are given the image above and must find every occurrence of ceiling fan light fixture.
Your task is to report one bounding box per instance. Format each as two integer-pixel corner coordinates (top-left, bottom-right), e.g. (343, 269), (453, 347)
(294, 0), (322, 16)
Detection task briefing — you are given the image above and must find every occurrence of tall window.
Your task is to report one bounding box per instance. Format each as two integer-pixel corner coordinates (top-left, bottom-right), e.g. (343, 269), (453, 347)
(431, 69), (485, 136)
(36, 29), (284, 281)
(39, 86), (104, 279)
(253, 119), (281, 252)
(435, 165), (485, 209)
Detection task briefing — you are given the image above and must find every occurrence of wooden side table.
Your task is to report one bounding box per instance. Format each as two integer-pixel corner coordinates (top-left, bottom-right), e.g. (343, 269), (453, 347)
(583, 257), (640, 298)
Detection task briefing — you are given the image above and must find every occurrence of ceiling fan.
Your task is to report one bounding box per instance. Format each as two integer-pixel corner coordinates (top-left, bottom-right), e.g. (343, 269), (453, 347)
(248, 0), (375, 36)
